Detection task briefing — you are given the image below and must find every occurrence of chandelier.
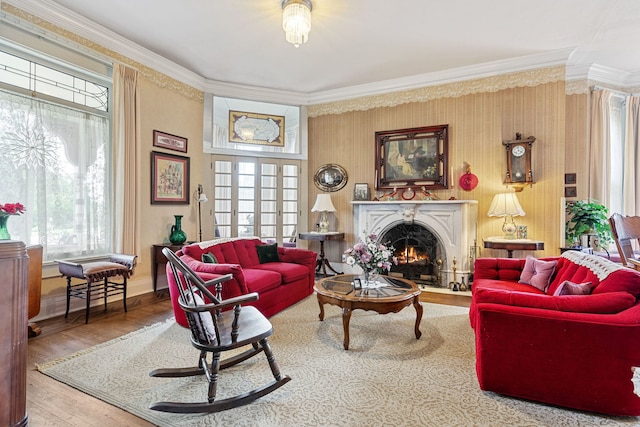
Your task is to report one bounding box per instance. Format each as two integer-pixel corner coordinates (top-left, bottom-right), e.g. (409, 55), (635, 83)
(282, 0), (312, 47)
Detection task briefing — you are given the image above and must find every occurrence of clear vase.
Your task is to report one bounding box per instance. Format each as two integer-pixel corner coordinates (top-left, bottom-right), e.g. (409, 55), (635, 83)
(362, 268), (379, 288)
(0, 214), (11, 240)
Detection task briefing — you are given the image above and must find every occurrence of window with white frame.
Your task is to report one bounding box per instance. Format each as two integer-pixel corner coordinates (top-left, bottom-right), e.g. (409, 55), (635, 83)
(0, 46), (112, 262)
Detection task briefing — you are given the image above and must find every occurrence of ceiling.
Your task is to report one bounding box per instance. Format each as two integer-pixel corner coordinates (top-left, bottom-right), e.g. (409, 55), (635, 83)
(11, 0), (640, 95)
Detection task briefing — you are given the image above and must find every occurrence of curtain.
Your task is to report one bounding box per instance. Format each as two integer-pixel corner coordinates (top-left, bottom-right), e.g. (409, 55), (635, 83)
(113, 64), (139, 256)
(0, 89), (110, 260)
(588, 90), (612, 205)
(623, 96), (640, 215)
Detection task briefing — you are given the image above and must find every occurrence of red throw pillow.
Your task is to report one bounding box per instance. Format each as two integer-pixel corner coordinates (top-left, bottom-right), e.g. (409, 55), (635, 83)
(553, 280), (592, 296)
(518, 256), (558, 292)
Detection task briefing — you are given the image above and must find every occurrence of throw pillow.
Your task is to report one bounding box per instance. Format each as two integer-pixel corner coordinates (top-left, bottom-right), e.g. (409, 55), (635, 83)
(201, 252), (218, 263)
(518, 256), (558, 292)
(183, 292), (216, 343)
(256, 243), (280, 264)
(553, 280), (593, 296)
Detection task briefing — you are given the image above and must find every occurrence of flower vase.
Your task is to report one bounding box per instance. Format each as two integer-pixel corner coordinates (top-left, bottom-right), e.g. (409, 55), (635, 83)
(362, 268), (379, 288)
(0, 214), (10, 240)
(169, 215), (187, 244)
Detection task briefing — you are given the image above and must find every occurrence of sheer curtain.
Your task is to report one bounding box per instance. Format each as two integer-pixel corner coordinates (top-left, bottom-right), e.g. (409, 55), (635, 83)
(112, 63), (139, 256)
(0, 89), (111, 260)
(623, 96), (640, 215)
(588, 90), (612, 205)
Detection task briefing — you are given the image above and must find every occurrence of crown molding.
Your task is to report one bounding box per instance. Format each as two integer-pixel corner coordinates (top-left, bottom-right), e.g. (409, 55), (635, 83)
(4, 0), (207, 91)
(308, 48), (575, 105)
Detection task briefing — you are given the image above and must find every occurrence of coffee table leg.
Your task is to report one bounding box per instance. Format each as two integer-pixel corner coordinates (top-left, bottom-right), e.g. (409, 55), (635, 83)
(341, 306), (352, 350)
(413, 296), (423, 339)
(317, 297), (325, 321)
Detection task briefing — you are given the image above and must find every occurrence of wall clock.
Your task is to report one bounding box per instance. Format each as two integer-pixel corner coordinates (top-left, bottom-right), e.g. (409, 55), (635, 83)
(502, 133), (535, 192)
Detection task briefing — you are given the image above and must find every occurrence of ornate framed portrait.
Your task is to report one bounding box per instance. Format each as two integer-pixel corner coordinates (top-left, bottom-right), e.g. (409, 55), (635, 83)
(375, 124), (449, 190)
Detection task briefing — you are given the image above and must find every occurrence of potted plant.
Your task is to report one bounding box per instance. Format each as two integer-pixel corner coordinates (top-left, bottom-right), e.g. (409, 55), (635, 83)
(565, 199), (613, 250)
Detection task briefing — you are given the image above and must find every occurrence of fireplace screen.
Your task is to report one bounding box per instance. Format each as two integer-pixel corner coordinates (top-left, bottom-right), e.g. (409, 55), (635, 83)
(380, 223), (446, 287)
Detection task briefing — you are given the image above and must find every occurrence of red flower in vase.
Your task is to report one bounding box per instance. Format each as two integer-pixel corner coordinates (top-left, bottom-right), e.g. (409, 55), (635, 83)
(0, 203), (26, 215)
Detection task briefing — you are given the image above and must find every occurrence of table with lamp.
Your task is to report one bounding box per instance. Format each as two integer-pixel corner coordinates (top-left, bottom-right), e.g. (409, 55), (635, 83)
(484, 192), (544, 258)
(299, 193), (344, 276)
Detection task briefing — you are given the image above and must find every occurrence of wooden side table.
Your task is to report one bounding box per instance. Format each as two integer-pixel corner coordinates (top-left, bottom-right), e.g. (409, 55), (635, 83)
(298, 232), (344, 277)
(484, 237), (544, 258)
(152, 243), (185, 291)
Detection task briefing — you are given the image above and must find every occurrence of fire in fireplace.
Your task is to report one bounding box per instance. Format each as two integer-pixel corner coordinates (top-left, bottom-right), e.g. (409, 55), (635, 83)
(380, 223), (446, 287)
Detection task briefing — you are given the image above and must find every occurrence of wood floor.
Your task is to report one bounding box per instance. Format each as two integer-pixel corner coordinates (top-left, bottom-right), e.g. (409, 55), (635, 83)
(25, 289), (470, 426)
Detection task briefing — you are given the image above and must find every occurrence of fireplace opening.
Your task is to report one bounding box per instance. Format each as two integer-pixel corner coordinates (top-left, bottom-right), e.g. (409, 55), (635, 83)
(379, 223), (446, 287)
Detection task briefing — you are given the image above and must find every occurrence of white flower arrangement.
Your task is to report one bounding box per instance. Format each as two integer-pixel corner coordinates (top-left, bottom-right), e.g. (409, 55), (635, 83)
(344, 232), (398, 274)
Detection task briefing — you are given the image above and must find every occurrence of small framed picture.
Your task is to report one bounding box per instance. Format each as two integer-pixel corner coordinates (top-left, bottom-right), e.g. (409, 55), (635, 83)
(564, 173), (576, 185)
(353, 278), (362, 289)
(153, 130), (188, 153)
(353, 183), (370, 201)
(151, 151), (190, 204)
(564, 186), (577, 198)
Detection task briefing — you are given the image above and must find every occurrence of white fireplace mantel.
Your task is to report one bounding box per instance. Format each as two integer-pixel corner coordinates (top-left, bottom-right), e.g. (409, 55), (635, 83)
(352, 200), (478, 282)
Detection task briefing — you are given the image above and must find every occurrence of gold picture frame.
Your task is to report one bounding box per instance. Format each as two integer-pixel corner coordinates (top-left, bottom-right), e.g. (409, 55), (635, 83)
(229, 110), (285, 146)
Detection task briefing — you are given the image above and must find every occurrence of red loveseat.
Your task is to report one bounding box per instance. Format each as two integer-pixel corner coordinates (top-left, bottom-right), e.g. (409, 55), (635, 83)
(167, 238), (317, 327)
(470, 251), (640, 416)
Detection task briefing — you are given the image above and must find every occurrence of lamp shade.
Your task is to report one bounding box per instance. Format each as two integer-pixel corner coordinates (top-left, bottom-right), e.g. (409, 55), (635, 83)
(487, 193), (525, 217)
(311, 193), (336, 212)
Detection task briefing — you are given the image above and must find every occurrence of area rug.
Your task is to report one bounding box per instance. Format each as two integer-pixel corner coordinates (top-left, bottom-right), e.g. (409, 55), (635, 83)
(38, 297), (638, 426)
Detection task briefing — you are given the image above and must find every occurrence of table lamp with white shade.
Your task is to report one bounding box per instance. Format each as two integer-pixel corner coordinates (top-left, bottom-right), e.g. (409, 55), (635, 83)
(311, 193), (336, 233)
(487, 192), (525, 239)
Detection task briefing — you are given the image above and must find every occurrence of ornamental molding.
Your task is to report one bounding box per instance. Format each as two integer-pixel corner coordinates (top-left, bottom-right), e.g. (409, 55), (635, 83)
(308, 66), (566, 117)
(1, 3), (204, 103)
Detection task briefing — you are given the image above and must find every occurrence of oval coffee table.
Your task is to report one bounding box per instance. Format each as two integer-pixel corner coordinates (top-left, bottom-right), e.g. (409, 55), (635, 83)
(314, 274), (423, 350)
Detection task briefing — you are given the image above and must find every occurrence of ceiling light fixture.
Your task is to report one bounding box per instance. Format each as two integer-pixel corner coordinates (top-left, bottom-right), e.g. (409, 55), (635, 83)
(282, 0), (312, 48)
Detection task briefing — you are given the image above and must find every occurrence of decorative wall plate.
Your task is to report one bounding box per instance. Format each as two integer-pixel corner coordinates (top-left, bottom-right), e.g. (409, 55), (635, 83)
(313, 164), (348, 192)
(459, 164), (479, 191)
(401, 187), (416, 200)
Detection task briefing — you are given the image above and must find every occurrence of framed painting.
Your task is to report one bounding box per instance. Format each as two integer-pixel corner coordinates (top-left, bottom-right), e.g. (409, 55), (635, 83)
(153, 130), (188, 153)
(313, 164), (348, 192)
(375, 124), (449, 190)
(151, 151), (190, 204)
(228, 110), (285, 147)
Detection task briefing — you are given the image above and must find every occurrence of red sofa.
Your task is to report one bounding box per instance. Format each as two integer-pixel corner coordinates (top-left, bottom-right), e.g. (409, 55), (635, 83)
(470, 251), (640, 416)
(167, 238), (317, 327)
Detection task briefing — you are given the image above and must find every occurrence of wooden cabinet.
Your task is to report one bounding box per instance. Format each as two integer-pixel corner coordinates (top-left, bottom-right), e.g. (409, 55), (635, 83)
(0, 241), (29, 427)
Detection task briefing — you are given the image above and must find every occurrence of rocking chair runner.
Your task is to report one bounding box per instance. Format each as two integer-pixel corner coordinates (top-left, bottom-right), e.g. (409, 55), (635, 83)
(149, 248), (291, 414)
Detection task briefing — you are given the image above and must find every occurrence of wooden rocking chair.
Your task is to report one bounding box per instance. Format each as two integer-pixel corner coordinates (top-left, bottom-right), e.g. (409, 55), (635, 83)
(149, 248), (291, 413)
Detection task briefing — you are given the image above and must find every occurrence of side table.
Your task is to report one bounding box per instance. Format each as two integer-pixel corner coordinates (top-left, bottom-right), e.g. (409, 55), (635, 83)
(484, 237), (544, 258)
(152, 243), (185, 291)
(299, 232), (344, 277)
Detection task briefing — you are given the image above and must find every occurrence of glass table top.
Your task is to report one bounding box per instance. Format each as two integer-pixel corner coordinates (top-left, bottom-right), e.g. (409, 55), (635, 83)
(316, 274), (416, 299)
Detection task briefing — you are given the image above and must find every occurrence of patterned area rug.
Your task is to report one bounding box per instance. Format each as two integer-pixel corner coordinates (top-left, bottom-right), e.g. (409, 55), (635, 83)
(38, 297), (638, 426)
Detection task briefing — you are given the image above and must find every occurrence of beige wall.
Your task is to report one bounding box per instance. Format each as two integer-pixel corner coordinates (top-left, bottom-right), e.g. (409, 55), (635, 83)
(565, 93), (590, 200)
(308, 82), (566, 264)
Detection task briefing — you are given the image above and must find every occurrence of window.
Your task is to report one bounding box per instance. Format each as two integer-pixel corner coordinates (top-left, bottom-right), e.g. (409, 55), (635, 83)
(213, 156), (300, 242)
(0, 47), (112, 262)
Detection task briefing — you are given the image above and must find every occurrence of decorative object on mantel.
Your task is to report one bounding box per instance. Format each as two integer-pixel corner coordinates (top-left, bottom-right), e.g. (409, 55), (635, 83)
(502, 132), (535, 192)
(487, 192), (525, 239)
(375, 124), (449, 191)
(169, 215), (187, 244)
(0, 202), (25, 240)
(313, 164), (347, 192)
(379, 187), (398, 201)
(458, 163), (479, 191)
(401, 187), (415, 200)
(353, 183), (370, 201)
(344, 232), (398, 287)
(311, 193), (336, 233)
(420, 186), (438, 200)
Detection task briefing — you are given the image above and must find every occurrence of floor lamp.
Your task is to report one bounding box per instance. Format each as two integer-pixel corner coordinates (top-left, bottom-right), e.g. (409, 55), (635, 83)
(196, 184), (208, 241)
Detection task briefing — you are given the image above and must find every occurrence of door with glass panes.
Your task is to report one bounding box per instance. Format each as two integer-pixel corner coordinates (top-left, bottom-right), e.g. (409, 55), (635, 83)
(213, 156), (300, 243)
